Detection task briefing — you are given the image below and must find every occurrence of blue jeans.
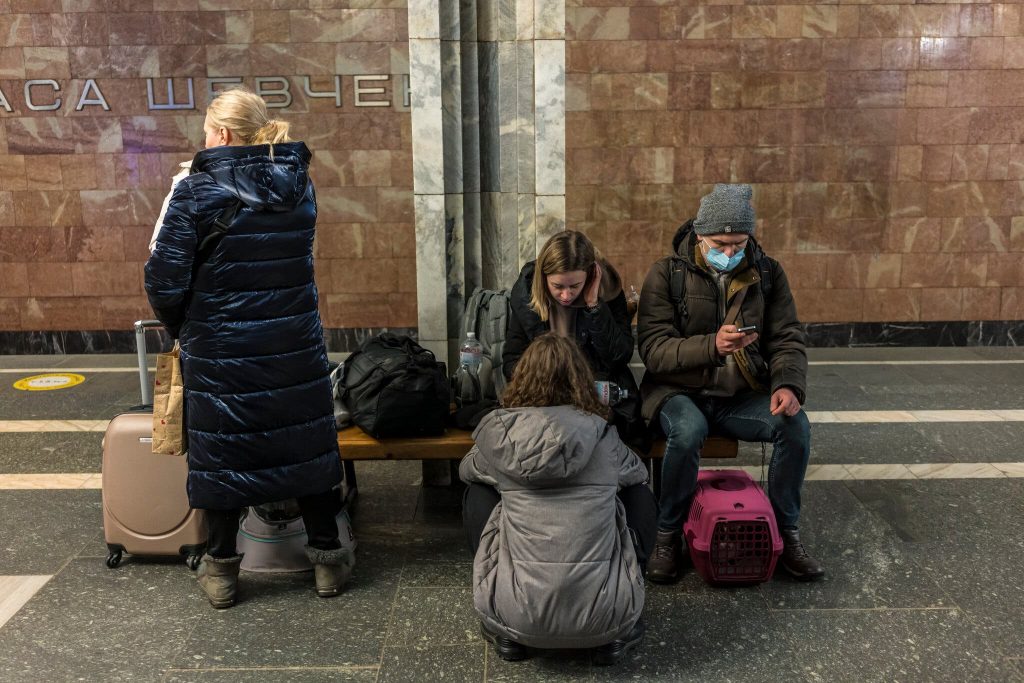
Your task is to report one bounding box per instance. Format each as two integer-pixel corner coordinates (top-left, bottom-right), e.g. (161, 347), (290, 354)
(657, 392), (811, 532)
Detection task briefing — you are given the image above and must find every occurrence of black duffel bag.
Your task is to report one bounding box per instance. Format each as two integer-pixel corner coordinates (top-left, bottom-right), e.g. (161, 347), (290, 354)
(340, 333), (450, 438)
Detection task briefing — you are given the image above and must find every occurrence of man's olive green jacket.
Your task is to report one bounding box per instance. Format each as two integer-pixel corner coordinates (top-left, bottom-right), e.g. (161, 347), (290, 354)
(636, 222), (808, 422)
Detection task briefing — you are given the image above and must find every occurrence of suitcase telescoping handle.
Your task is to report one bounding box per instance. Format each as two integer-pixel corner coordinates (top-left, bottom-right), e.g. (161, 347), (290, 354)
(134, 320), (163, 405)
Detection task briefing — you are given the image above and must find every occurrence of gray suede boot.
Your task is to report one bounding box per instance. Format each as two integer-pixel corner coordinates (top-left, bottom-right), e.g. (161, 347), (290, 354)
(196, 554), (243, 609)
(304, 546), (355, 598)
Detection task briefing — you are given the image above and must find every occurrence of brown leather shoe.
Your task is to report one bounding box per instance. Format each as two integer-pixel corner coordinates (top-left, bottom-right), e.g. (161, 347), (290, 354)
(646, 530), (682, 584)
(779, 529), (825, 582)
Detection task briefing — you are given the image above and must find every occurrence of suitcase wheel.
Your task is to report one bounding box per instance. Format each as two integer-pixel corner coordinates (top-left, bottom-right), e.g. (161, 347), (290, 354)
(186, 554), (202, 571)
(105, 550), (122, 569)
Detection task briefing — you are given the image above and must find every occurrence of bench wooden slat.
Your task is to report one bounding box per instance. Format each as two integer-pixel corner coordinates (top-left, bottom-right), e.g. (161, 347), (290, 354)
(646, 435), (737, 459)
(337, 427), (738, 460)
(337, 427), (475, 460)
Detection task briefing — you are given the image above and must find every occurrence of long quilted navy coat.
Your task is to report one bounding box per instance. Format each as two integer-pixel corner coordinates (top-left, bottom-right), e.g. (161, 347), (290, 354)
(144, 142), (341, 510)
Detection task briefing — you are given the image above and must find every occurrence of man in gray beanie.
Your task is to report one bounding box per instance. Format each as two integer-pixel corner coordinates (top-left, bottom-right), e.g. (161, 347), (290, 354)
(636, 184), (823, 583)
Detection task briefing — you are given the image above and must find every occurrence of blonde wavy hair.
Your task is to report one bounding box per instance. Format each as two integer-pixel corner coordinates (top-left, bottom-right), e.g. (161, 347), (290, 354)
(530, 230), (599, 323)
(206, 86), (291, 147)
(502, 333), (609, 419)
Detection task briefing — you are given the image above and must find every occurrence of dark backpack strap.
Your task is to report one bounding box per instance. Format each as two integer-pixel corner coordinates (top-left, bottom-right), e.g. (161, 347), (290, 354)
(669, 257), (688, 323)
(195, 200), (243, 266)
(757, 257), (774, 301)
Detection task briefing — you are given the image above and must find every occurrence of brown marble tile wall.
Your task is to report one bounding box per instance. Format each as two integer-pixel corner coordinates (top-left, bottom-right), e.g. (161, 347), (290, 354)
(0, 2), (412, 332)
(567, 1), (1024, 324)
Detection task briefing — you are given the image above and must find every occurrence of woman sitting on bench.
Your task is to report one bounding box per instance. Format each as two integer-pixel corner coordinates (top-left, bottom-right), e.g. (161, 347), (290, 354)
(460, 333), (657, 665)
(503, 230), (644, 447)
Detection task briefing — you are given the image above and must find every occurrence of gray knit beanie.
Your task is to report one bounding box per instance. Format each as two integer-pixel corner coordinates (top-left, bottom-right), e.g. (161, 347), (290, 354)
(693, 184), (756, 236)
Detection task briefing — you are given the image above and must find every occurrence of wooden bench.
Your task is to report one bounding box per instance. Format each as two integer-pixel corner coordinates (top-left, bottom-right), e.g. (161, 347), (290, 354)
(337, 426), (738, 502)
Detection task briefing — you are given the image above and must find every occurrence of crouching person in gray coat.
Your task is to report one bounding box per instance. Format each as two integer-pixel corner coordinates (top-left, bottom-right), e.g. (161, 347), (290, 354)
(460, 333), (657, 666)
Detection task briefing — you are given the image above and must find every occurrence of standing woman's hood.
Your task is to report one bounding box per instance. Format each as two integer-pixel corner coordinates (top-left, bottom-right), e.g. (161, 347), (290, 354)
(190, 141), (312, 212)
(471, 406), (607, 487)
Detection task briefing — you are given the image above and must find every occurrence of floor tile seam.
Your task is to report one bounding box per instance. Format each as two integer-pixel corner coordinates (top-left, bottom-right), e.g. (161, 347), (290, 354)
(622, 361), (1024, 368)
(2, 464), (1021, 489)
(0, 368), (157, 373)
(378, 558), (411, 656)
(765, 606), (961, 613)
(808, 361), (1024, 365)
(9, 410), (1024, 433)
(807, 410), (1023, 423)
(162, 665), (382, 672)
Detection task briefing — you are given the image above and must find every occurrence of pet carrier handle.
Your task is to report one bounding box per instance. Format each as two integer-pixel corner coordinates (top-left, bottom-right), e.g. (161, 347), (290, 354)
(134, 320), (163, 405)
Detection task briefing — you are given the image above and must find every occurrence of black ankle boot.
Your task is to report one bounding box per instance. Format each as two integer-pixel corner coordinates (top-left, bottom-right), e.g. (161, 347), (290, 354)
(480, 623), (528, 661)
(593, 618), (645, 666)
(646, 530), (682, 584)
(779, 528), (825, 582)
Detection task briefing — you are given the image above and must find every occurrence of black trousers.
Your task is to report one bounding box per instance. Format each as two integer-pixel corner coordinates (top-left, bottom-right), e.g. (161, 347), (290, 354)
(206, 488), (342, 558)
(462, 482), (659, 567)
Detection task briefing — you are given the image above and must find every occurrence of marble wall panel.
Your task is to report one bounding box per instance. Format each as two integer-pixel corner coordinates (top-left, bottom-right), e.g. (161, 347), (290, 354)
(441, 40), (464, 195)
(497, 40), (519, 193)
(480, 190), (501, 290)
(567, 0), (1024, 326)
(535, 0), (564, 41)
(414, 192), (448, 356)
(535, 193), (565, 250)
(445, 191), (466, 359)
(408, 0), (440, 40)
(517, 191), (537, 266)
(463, 190), (482, 293)
(460, 40), (481, 194)
(534, 39), (565, 196)
(439, 0), (460, 42)
(477, 41), (501, 192)
(409, 38), (445, 196)
(515, 41), (535, 194)
(0, 4), (415, 335)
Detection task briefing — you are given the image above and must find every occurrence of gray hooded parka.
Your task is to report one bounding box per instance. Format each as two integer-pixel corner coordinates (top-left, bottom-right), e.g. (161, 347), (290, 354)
(459, 406), (647, 649)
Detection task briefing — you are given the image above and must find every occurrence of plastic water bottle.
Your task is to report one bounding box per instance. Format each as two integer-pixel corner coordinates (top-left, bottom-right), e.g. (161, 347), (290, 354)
(595, 380), (629, 406)
(460, 332), (483, 373)
(626, 284), (640, 318)
(455, 332), (483, 407)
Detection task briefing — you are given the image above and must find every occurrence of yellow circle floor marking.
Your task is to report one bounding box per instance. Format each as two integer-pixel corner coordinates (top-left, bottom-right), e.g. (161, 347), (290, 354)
(13, 373), (86, 391)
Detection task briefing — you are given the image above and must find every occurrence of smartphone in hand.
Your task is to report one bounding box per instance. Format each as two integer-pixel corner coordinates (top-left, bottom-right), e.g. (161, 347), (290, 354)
(736, 325), (757, 334)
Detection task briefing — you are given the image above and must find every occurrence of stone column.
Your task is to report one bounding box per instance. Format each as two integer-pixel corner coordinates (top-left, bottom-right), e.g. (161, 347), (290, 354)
(408, 0), (449, 367)
(408, 0), (565, 359)
(533, 0), (566, 252)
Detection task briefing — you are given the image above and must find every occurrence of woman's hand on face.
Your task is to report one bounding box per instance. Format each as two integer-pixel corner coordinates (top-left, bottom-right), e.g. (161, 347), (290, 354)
(584, 261), (602, 308)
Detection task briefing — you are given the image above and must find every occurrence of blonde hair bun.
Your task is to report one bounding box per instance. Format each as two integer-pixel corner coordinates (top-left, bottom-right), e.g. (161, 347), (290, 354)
(206, 86), (292, 146)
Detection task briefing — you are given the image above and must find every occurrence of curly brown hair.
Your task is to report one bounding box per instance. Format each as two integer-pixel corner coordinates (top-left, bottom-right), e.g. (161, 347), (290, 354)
(502, 333), (609, 419)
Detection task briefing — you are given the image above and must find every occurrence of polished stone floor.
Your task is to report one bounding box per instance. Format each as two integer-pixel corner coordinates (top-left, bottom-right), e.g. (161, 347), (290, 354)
(0, 348), (1022, 682)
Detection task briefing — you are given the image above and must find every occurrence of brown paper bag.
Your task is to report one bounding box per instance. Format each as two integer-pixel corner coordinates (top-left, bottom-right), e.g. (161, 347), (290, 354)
(152, 343), (186, 456)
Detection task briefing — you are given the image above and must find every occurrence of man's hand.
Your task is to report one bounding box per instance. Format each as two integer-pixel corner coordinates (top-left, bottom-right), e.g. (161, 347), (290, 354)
(584, 261), (603, 308)
(770, 387), (801, 417)
(715, 324), (758, 356)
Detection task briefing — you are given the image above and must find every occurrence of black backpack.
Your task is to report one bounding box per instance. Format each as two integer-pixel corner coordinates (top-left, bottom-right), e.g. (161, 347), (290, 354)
(340, 333), (450, 438)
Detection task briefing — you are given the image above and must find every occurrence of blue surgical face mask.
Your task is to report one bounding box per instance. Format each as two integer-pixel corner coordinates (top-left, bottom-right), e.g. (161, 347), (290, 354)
(703, 243), (745, 272)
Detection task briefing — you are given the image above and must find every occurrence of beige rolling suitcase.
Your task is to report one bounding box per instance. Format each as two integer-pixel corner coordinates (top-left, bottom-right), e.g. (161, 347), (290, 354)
(102, 320), (207, 569)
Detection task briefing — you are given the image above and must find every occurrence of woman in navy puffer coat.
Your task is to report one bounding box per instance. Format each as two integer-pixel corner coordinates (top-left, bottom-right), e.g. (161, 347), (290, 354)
(145, 87), (350, 608)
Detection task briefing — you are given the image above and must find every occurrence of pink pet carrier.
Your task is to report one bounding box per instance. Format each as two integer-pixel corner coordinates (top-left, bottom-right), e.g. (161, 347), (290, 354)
(683, 469), (782, 586)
